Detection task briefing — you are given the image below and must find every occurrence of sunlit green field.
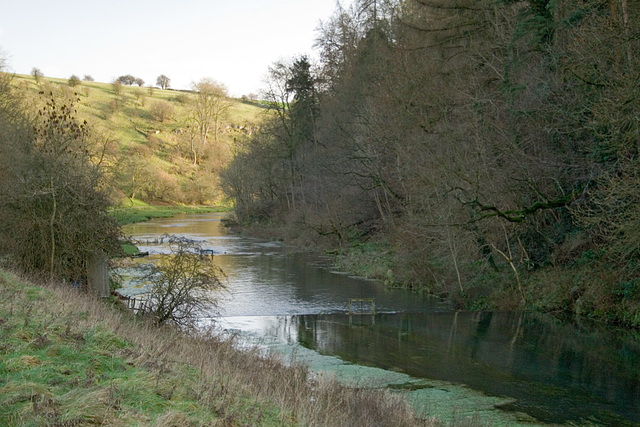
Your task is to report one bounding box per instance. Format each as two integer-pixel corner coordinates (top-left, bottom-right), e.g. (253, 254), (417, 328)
(10, 74), (266, 206)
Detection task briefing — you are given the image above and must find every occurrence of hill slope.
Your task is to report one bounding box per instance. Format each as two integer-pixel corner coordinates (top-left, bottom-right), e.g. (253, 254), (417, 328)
(11, 74), (265, 205)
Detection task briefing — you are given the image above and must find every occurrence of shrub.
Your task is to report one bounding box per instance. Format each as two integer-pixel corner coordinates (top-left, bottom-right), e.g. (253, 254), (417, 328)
(0, 92), (121, 282)
(68, 75), (81, 87)
(149, 100), (175, 123)
(144, 236), (225, 327)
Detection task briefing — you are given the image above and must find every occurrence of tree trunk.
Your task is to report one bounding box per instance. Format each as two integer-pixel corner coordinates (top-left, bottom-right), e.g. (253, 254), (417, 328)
(190, 136), (198, 165)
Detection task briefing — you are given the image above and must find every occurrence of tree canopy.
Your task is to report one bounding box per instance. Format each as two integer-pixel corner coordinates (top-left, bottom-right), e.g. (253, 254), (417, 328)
(156, 74), (170, 89)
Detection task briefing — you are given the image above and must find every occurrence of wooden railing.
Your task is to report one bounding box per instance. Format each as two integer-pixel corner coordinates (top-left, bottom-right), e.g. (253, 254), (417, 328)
(121, 295), (150, 314)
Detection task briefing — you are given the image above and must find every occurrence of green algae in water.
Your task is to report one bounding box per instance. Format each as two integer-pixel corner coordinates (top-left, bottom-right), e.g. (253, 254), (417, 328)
(220, 317), (540, 426)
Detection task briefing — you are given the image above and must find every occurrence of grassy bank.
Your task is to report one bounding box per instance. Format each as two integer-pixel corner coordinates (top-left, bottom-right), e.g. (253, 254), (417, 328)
(331, 237), (640, 328)
(0, 269), (433, 426)
(112, 200), (231, 225)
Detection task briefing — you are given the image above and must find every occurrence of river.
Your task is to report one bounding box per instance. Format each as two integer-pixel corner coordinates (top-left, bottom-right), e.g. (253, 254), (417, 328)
(120, 212), (640, 426)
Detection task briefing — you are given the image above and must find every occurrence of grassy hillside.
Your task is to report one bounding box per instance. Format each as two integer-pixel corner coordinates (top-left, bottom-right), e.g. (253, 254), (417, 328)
(0, 269), (428, 426)
(11, 74), (265, 206)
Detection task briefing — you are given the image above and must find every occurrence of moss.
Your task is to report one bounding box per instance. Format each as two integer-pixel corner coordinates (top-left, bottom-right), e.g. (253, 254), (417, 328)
(122, 242), (140, 255)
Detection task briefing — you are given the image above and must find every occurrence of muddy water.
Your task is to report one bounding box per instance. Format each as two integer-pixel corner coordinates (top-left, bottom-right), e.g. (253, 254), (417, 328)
(122, 213), (640, 426)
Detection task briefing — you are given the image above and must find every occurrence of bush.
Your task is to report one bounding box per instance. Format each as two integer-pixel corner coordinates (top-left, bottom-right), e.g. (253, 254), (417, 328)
(145, 236), (225, 327)
(68, 75), (81, 87)
(0, 91), (121, 282)
(149, 100), (175, 122)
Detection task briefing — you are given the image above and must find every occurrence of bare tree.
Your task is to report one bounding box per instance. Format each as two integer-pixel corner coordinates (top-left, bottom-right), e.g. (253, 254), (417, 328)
(220, 0), (640, 322)
(188, 78), (230, 164)
(115, 149), (155, 203)
(31, 67), (43, 83)
(117, 74), (136, 85)
(156, 74), (170, 90)
(145, 236), (225, 327)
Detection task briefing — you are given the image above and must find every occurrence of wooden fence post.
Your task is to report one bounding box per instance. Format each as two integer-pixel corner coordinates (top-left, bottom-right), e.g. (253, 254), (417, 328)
(88, 250), (109, 297)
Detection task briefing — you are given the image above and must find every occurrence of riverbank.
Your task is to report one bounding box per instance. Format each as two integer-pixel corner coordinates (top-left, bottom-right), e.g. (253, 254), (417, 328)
(113, 202), (232, 256)
(0, 269), (435, 426)
(111, 200), (231, 226)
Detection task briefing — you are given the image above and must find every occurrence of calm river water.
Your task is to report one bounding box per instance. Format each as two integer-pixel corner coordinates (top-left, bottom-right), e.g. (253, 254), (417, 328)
(122, 213), (640, 426)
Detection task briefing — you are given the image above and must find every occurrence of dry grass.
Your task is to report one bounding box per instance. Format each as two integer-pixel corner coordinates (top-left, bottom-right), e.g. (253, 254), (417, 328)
(0, 269), (439, 426)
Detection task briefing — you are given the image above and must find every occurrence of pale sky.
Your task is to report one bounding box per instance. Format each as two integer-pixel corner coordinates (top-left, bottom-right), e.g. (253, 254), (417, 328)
(0, 0), (339, 97)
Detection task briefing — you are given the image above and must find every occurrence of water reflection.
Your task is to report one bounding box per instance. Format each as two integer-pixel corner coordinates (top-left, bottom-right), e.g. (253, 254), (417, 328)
(289, 311), (640, 425)
(124, 213), (640, 425)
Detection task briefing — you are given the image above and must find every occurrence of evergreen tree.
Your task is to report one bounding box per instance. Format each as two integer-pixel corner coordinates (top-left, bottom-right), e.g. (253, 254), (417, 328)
(286, 56), (319, 146)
